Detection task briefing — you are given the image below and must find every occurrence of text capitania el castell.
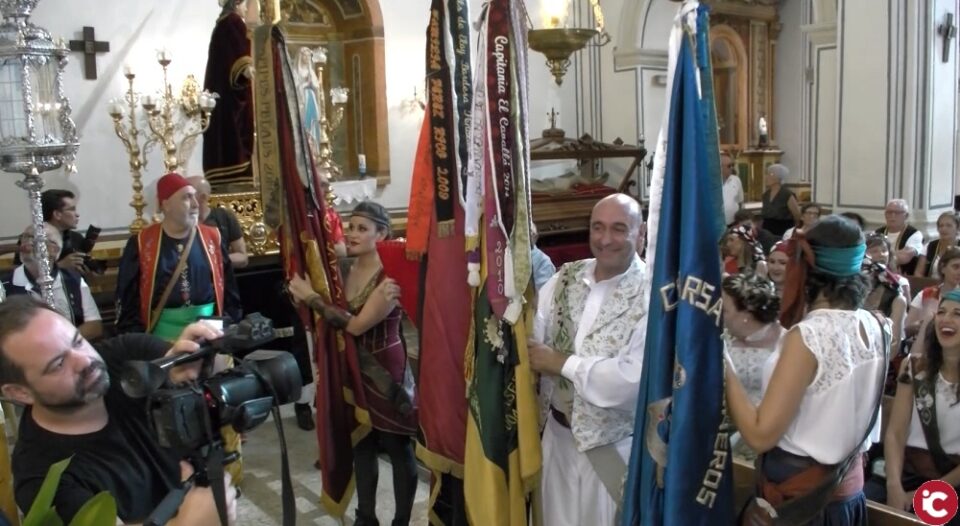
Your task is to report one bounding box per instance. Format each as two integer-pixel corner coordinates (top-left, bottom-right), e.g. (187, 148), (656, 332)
(658, 275), (723, 326)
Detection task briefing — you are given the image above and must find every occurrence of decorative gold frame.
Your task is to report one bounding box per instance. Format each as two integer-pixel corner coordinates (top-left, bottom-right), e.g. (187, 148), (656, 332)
(208, 191), (279, 255)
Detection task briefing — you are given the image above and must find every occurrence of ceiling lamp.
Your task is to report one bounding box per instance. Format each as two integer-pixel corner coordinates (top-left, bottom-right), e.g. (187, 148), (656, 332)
(528, 0), (610, 86)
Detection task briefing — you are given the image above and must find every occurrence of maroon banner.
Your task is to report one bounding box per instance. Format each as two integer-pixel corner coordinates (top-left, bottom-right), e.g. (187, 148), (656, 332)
(268, 27), (366, 517)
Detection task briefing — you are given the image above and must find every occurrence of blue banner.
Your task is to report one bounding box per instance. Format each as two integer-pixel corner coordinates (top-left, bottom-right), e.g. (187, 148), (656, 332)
(620, 5), (733, 525)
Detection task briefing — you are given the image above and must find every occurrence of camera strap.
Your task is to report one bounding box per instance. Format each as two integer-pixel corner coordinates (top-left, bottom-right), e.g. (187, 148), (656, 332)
(206, 446), (231, 526)
(250, 367), (297, 526)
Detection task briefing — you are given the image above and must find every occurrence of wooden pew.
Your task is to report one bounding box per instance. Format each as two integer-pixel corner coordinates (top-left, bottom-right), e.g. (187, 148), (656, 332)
(732, 457), (924, 525)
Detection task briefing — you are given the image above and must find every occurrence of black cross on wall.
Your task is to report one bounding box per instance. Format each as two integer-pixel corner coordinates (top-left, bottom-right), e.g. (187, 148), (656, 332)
(938, 12), (957, 63)
(69, 26), (110, 80)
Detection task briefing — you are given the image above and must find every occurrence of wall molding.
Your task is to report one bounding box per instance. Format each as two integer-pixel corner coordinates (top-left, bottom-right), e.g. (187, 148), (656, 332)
(613, 48), (668, 70)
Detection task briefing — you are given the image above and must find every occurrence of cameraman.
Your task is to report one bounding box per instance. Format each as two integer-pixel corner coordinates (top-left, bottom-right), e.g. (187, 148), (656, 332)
(0, 296), (238, 525)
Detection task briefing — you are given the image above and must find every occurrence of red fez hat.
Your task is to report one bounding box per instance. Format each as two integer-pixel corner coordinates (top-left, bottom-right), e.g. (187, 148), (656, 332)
(156, 173), (192, 208)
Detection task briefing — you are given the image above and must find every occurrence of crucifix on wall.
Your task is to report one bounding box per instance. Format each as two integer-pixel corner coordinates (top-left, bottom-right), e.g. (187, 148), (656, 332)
(938, 12), (957, 63)
(69, 26), (110, 80)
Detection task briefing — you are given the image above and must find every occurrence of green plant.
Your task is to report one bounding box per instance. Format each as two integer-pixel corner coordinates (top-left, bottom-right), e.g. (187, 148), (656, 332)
(21, 457), (117, 526)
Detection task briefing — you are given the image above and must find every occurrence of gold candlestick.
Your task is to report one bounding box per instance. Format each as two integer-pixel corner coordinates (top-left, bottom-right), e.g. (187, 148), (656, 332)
(108, 71), (155, 234)
(109, 52), (217, 233)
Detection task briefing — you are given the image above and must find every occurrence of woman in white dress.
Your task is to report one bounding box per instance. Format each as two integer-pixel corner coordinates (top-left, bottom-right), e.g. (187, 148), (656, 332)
(875, 289), (960, 523)
(725, 215), (888, 525)
(722, 271), (784, 405)
(723, 271), (785, 461)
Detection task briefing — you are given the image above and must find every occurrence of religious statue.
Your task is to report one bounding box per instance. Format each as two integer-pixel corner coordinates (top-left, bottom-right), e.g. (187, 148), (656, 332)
(203, 0), (255, 187)
(296, 46), (325, 167)
(758, 114), (769, 148)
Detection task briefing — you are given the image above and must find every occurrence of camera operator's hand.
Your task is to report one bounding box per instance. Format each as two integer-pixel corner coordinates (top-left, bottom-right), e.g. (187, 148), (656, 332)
(169, 461), (238, 526)
(165, 323), (223, 384)
(57, 251), (89, 276)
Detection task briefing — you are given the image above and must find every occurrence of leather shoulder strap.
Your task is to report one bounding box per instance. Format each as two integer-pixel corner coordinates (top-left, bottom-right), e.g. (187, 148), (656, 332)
(766, 311), (889, 522)
(148, 228), (197, 332)
(910, 357), (959, 475)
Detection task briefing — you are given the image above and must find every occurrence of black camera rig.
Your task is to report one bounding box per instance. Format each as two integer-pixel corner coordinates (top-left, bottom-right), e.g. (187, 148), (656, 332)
(121, 313), (300, 526)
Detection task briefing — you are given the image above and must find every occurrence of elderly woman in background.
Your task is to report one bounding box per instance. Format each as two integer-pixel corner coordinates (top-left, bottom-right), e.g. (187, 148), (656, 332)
(725, 215), (888, 525)
(723, 224), (767, 277)
(760, 163), (801, 236)
(915, 211), (960, 279)
(782, 203), (822, 241)
(766, 241), (789, 296)
(873, 290), (960, 523)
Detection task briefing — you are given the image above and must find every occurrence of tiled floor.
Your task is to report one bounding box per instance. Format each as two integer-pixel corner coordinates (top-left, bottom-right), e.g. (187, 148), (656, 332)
(235, 404), (431, 525)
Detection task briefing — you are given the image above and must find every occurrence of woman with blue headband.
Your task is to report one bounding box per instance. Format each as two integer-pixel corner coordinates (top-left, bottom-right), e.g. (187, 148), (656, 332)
(873, 289), (960, 522)
(725, 215), (889, 525)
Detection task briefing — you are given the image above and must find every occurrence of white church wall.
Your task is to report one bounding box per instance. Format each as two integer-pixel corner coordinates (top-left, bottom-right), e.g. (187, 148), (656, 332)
(809, 40), (837, 206)
(836, 0), (891, 212)
(0, 0), (563, 242)
(891, 0), (958, 229)
(807, 0), (958, 231)
(774, 0), (803, 182)
(612, 0), (676, 200)
(924, 0), (958, 213)
(0, 0), (222, 242)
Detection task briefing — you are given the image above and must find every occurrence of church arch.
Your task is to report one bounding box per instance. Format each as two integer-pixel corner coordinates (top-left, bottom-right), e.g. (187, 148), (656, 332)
(281, 0), (389, 184)
(710, 24), (749, 150)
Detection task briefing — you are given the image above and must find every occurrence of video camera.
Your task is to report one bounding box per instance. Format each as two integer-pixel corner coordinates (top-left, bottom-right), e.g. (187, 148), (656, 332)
(79, 226), (107, 275)
(120, 313), (302, 450)
(120, 313), (302, 526)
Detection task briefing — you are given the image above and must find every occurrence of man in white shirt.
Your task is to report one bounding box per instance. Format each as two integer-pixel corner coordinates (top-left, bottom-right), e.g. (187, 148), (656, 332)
(721, 152), (744, 226)
(528, 193), (647, 526)
(876, 198), (924, 275)
(8, 223), (102, 341)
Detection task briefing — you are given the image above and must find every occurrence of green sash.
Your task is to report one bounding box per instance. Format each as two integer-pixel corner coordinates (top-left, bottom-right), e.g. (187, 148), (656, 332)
(152, 303), (215, 342)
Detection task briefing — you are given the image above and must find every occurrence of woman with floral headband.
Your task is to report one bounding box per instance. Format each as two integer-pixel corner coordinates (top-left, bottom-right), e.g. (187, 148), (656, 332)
(723, 224), (767, 277)
(863, 236), (908, 358)
(722, 271), (784, 462)
(725, 215), (889, 525)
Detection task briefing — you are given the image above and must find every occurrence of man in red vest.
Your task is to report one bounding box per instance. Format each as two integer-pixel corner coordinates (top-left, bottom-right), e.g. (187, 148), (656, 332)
(116, 172), (241, 339)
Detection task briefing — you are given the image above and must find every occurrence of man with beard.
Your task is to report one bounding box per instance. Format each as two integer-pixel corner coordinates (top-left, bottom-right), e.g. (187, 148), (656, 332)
(1, 296), (238, 524)
(116, 173), (241, 339)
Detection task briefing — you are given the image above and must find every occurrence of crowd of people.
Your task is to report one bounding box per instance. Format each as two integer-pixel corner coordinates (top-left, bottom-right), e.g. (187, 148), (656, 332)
(719, 162), (960, 524)
(2, 142), (959, 526)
